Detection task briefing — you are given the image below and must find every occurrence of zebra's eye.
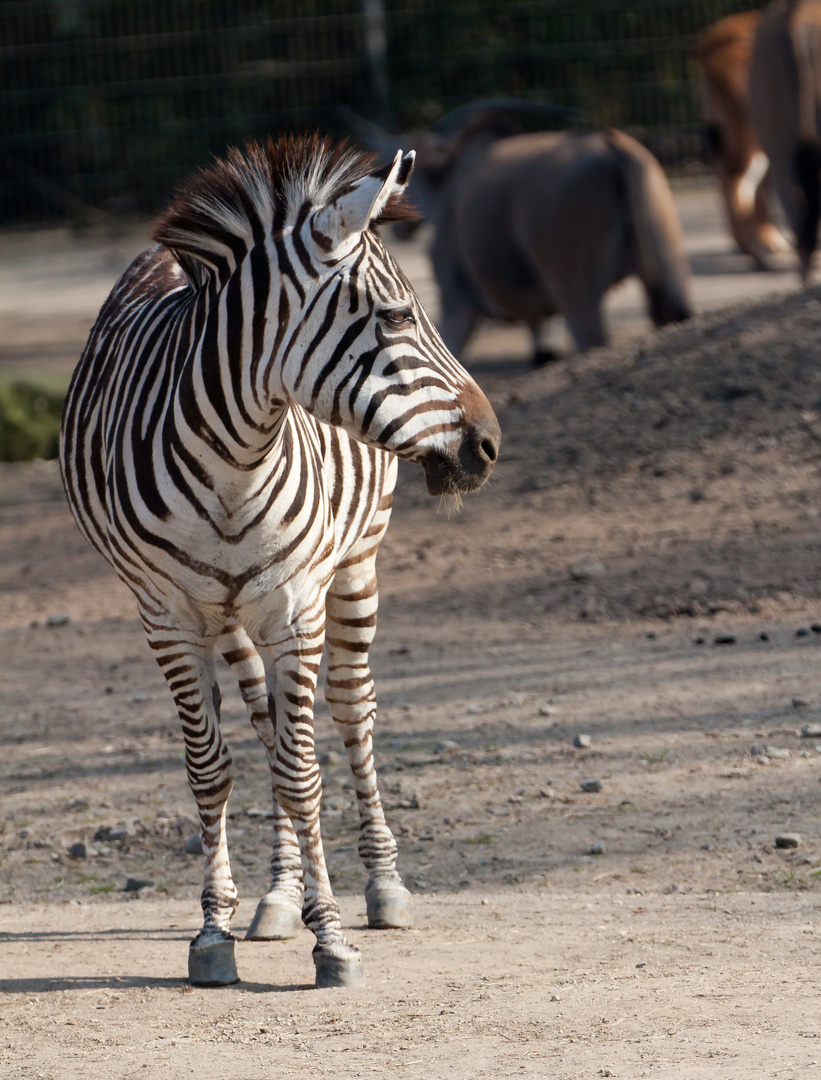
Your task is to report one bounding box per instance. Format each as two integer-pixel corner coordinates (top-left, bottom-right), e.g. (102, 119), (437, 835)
(378, 306), (415, 329)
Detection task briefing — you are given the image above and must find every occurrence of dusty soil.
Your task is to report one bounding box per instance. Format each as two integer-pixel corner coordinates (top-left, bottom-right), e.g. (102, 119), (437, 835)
(3, 207), (821, 1075)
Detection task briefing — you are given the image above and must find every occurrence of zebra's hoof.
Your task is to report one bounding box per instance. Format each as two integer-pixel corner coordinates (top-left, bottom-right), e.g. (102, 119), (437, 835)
(245, 894), (302, 940)
(188, 935), (239, 987)
(313, 949), (365, 989)
(366, 885), (413, 929)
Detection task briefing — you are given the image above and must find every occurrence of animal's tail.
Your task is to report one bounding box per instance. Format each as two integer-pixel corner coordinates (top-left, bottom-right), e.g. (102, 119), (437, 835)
(607, 129), (694, 327)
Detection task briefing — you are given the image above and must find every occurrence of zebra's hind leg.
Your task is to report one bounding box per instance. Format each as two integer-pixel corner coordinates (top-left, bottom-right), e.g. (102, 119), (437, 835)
(259, 630), (366, 988)
(218, 624), (303, 941)
(325, 564), (413, 931)
(143, 620), (239, 986)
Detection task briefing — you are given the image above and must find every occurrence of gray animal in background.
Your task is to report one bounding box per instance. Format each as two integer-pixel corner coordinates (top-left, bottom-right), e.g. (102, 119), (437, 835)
(749, 0), (821, 280)
(348, 106), (693, 363)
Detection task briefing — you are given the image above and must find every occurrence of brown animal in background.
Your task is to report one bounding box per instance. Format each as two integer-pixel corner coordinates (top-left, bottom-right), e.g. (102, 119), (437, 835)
(749, 0), (821, 279)
(695, 10), (788, 269)
(348, 108), (693, 361)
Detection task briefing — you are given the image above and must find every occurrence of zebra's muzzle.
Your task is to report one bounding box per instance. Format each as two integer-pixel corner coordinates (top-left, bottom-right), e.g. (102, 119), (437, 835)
(421, 417), (500, 495)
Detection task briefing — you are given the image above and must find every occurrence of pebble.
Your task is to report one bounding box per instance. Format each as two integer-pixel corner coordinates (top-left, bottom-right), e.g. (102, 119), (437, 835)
(573, 734), (592, 749)
(568, 558), (605, 581)
(714, 634), (736, 646)
(131, 691), (147, 703)
(580, 779), (602, 793)
(801, 723), (821, 738)
(759, 632), (770, 642)
(123, 877), (154, 892)
(46, 614), (70, 627)
(694, 636), (706, 645)
(317, 750), (343, 766)
(589, 842), (605, 855)
(184, 833), (203, 855)
(774, 833), (801, 849)
(792, 697), (810, 709)
(435, 740), (461, 754)
(68, 842), (87, 859)
(796, 628), (810, 638)
(751, 745), (790, 759)
(538, 705), (555, 717)
(812, 624), (821, 634)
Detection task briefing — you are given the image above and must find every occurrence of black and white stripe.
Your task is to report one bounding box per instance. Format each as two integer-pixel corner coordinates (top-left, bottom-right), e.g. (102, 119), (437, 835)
(60, 134), (499, 988)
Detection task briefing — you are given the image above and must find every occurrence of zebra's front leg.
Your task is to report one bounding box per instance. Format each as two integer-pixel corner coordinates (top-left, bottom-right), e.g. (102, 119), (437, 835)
(145, 625), (239, 986)
(326, 569), (413, 930)
(260, 634), (365, 988)
(218, 625), (304, 941)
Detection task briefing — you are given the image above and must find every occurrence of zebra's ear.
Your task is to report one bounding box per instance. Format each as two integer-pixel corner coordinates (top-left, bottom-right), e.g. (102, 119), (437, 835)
(315, 150), (415, 248)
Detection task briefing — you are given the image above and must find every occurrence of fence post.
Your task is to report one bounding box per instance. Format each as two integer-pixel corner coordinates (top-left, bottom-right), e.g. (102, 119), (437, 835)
(362, 0), (394, 128)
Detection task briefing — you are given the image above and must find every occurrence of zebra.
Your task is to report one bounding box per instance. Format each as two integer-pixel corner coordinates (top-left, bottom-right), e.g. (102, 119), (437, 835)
(59, 134), (500, 990)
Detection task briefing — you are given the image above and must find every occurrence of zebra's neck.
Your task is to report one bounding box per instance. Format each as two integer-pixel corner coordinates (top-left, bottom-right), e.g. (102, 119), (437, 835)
(173, 260), (294, 478)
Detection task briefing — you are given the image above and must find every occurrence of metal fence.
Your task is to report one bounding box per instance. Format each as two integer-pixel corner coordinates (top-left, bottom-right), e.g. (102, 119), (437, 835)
(0, 0), (760, 225)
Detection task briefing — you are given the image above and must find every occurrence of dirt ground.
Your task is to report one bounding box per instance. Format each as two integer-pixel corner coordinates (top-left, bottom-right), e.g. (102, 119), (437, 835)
(2, 185), (821, 1077)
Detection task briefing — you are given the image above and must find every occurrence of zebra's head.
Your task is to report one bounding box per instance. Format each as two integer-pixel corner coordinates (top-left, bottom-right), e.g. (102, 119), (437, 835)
(155, 136), (500, 494)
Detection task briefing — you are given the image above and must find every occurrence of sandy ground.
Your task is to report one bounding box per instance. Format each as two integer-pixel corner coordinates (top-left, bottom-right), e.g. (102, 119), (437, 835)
(2, 181), (821, 1077)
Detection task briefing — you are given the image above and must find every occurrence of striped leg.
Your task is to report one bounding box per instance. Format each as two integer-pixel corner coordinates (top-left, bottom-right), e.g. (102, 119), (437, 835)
(144, 620), (239, 986)
(325, 562), (413, 930)
(258, 629), (365, 988)
(218, 625), (303, 941)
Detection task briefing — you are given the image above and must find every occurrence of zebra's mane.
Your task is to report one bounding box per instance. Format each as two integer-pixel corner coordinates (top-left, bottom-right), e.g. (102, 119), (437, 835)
(153, 133), (416, 286)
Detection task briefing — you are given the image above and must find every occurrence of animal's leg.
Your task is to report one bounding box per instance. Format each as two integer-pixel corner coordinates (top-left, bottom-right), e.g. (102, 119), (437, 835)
(430, 235), (479, 358)
(258, 630), (365, 988)
(438, 302), (479, 359)
(218, 624), (303, 941)
(529, 319), (563, 367)
(143, 618), (239, 986)
(560, 303), (607, 353)
(325, 561), (412, 930)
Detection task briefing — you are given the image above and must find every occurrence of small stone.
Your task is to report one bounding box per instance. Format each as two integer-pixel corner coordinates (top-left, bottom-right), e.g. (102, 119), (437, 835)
(796, 628), (811, 638)
(792, 697), (810, 709)
(538, 705), (555, 717)
(589, 842), (605, 855)
(245, 806), (272, 819)
(435, 740), (461, 754)
(765, 747), (790, 759)
(481, 898), (490, 905)
(775, 833), (801, 849)
(317, 750), (343, 766)
(714, 635), (736, 646)
(131, 691), (147, 703)
(184, 834), (203, 855)
(694, 636), (706, 645)
(759, 632), (770, 642)
(68, 842), (87, 859)
(580, 779), (602, 793)
(46, 614), (70, 627)
(811, 624), (821, 634)
(569, 558), (605, 581)
(122, 877), (154, 892)
(573, 734), (592, 749)
(801, 724), (821, 738)
(538, 786), (557, 798)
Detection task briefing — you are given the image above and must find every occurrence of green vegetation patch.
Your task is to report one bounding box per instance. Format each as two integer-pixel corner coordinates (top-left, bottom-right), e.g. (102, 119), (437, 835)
(0, 381), (65, 462)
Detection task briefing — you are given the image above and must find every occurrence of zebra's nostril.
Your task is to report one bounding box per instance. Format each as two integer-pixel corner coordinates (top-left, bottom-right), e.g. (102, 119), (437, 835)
(479, 437), (498, 464)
